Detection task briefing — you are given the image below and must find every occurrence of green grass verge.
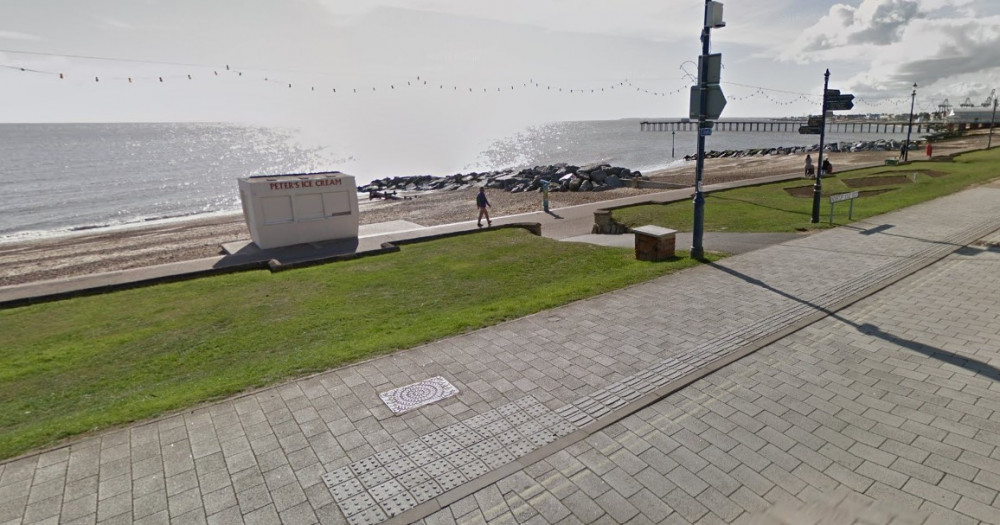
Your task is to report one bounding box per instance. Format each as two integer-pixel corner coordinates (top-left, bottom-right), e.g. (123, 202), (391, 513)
(614, 148), (1000, 232)
(0, 229), (715, 460)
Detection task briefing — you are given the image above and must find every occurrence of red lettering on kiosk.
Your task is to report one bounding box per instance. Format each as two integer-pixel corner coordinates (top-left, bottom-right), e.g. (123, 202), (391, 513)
(268, 181), (303, 190)
(263, 178), (343, 191)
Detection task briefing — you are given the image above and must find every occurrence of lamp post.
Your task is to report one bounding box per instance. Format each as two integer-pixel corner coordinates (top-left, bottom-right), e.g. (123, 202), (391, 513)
(672, 130), (676, 158)
(903, 83), (917, 162)
(989, 90), (997, 149)
(691, 0), (726, 260)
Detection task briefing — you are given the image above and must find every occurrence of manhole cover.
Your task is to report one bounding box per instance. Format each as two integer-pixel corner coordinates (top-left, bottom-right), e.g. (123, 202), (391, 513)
(379, 376), (459, 414)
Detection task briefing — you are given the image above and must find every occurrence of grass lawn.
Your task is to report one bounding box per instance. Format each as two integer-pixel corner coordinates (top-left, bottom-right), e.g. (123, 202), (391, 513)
(613, 148), (1000, 232)
(0, 228), (714, 460)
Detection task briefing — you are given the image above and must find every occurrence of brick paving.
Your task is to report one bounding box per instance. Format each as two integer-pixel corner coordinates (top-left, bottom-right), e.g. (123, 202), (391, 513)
(424, 234), (1000, 524)
(2, 186), (1000, 524)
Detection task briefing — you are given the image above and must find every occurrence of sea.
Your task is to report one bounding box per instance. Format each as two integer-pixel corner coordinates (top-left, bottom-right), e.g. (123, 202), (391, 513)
(0, 120), (913, 243)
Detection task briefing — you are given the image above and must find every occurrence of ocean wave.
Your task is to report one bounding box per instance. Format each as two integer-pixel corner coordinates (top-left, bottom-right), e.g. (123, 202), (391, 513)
(0, 209), (243, 246)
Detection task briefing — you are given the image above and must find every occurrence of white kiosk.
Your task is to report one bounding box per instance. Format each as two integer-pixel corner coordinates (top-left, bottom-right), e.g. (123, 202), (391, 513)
(238, 171), (359, 250)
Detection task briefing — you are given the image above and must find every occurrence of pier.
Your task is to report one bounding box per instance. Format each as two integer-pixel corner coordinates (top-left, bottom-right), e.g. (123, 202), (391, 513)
(640, 120), (930, 134)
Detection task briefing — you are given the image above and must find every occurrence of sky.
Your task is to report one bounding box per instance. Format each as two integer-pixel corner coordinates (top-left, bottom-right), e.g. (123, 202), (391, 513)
(2, 0), (1000, 174)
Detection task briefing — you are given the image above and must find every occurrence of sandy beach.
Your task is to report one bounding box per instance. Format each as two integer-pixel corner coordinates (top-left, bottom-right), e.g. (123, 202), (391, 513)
(0, 137), (982, 289)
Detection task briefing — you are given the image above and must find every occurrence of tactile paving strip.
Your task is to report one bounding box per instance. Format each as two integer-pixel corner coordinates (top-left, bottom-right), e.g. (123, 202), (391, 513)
(322, 396), (575, 525)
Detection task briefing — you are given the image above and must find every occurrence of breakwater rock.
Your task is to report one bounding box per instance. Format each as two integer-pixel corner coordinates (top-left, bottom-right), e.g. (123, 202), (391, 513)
(687, 138), (921, 161)
(357, 163), (645, 194)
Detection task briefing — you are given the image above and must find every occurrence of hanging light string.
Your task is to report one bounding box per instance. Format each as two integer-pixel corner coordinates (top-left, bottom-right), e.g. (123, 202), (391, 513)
(0, 56), (692, 97)
(723, 80), (929, 112)
(724, 85), (818, 106)
(0, 63), (62, 76)
(0, 48), (928, 110)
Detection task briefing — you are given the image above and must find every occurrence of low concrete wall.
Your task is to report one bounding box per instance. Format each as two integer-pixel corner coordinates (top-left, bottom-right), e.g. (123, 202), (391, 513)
(1, 223), (544, 309)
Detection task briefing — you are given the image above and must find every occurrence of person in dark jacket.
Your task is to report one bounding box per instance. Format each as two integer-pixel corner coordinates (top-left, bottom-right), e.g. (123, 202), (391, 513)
(476, 187), (492, 227)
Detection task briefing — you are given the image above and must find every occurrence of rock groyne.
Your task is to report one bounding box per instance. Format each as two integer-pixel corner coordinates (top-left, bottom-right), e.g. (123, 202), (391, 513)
(689, 138), (922, 161)
(358, 138), (921, 195)
(358, 163), (644, 194)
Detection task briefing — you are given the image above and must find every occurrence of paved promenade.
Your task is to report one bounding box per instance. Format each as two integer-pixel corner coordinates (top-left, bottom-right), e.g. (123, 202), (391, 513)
(2, 184), (1000, 524)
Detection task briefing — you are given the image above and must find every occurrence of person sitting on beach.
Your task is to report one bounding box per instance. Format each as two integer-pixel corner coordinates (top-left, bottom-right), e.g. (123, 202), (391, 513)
(822, 158), (833, 175)
(476, 187), (492, 228)
(804, 154), (815, 177)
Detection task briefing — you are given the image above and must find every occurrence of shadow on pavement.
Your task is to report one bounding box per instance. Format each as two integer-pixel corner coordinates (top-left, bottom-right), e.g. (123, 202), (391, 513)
(710, 194), (813, 217)
(844, 223), (969, 248)
(856, 322), (1000, 383)
(708, 261), (1000, 383)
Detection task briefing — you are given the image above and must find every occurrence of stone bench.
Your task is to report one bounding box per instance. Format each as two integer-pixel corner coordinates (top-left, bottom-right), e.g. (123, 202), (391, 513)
(631, 225), (677, 261)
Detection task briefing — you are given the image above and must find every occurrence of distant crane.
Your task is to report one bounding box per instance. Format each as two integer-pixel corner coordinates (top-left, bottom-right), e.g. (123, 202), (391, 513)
(982, 89), (996, 107)
(960, 97), (976, 107)
(938, 98), (952, 114)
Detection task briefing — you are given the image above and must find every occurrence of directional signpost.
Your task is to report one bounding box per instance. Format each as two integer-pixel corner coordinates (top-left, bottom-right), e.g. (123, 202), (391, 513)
(810, 73), (855, 223)
(798, 115), (824, 135)
(689, 84), (727, 120)
(827, 91), (855, 111)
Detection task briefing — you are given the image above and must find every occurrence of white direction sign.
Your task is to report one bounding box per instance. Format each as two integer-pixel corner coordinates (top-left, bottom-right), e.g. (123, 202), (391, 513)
(689, 85), (727, 120)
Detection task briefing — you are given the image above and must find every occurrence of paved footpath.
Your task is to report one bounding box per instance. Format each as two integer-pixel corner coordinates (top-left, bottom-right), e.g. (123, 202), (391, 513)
(3, 184), (1000, 524)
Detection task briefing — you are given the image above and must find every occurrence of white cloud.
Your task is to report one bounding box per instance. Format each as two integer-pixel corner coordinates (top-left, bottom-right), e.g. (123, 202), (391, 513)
(315, 0), (703, 41)
(0, 29), (41, 41)
(93, 16), (134, 30)
(778, 0), (1000, 102)
(783, 0), (923, 57)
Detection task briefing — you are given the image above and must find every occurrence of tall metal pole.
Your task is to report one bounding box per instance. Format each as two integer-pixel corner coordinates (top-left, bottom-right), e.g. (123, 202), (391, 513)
(903, 83), (917, 161)
(989, 91), (997, 149)
(691, 0), (712, 260)
(672, 130), (676, 158)
(811, 69), (830, 224)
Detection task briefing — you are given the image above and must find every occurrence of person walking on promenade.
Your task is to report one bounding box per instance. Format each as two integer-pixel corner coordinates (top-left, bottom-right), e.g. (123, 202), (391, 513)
(476, 187), (492, 227)
(804, 154), (815, 177)
(926, 142), (933, 159)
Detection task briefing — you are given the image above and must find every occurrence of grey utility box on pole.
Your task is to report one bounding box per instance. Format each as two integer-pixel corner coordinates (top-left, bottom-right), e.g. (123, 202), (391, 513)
(689, 54), (726, 120)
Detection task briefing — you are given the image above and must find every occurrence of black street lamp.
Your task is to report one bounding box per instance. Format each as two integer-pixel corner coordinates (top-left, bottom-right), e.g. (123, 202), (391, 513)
(903, 83), (917, 161)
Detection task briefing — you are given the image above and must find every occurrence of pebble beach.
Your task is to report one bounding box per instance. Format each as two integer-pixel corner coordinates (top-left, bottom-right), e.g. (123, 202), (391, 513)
(0, 139), (980, 289)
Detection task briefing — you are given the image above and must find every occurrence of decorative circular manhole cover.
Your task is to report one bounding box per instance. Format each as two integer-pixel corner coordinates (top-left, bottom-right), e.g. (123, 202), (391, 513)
(379, 376), (458, 414)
